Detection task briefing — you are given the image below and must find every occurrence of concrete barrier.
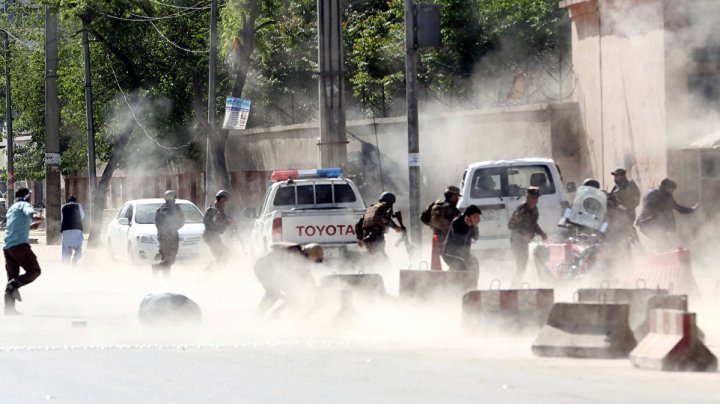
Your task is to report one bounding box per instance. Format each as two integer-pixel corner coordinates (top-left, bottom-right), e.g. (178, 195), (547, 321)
(631, 294), (707, 341)
(462, 288), (554, 330)
(576, 288), (669, 339)
(319, 274), (386, 296)
(532, 303), (637, 358)
(399, 270), (478, 300)
(630, 309), (717, 371)
(138, 293), (202, 326)
(626, 249), (700, 297)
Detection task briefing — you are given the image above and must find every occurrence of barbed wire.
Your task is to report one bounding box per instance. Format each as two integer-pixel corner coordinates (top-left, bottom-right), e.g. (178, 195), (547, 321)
(108, 60), (195, 151)
(149, 20), (208, 54)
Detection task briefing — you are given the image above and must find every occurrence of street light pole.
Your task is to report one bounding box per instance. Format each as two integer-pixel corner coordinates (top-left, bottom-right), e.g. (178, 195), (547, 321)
(405, 0), (421, 251)
(82, 20), (97, 228)
(3, 4), (14, 204)
(205, 0), (218, 209)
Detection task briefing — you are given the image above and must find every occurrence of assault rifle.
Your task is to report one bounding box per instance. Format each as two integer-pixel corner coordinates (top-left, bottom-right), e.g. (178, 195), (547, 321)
(393, 211), (413, 255)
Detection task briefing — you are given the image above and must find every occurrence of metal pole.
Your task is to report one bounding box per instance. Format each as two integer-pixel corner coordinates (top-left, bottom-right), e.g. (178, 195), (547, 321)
(205, 0), (217, 208)
(82, 24), (97, 223)
(405, 0), (421, 250)
(3, 29), (13, 205)
(317, 0), (347, 169)
(3, 2), (14, 205)
(44, 7), (61, 244)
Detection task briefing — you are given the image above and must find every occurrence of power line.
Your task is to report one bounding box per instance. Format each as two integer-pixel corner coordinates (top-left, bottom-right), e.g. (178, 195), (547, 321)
(149, 20), (208, 54)
(0, 28), (36, 49)
(108, 60), (194, 151)
(89, 1), (208, 23)
(147, 0), (211, 11)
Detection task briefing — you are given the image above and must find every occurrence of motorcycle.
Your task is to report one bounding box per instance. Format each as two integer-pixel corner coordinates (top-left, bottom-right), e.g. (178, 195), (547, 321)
(534, 185), (610, 281)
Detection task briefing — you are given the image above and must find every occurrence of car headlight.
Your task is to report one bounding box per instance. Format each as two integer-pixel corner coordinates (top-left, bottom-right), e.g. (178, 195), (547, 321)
(136, 235), (157, 244)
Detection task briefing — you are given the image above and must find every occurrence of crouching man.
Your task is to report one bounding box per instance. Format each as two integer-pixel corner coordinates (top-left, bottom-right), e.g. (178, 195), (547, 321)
(441, 205), (481, 272)
(254, 243), (324, 315)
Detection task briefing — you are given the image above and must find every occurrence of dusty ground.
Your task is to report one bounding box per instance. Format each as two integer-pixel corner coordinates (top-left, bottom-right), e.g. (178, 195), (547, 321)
(0, 231), (718, 403)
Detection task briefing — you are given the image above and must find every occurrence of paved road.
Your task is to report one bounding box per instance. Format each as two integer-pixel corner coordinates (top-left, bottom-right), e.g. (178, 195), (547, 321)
(0, 241), (717, 403)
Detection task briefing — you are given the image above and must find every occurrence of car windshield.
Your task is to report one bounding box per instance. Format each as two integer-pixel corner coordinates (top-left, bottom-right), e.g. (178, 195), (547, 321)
(134, 202), (204, 224)
(469, 165), (556, 198)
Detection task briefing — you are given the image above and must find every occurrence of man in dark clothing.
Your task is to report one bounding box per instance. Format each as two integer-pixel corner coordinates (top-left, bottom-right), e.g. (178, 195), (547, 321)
(508, 187), (547, 285)
(153, 190), (185, 275)
(254, 243), (324, 315)
(4, 188), (43, 315)
(203, 190), (233, 270)
(355, 192), (403, 257)
(60, 195), (85, 264)
(606, 168), (641, 255)
(441, 205), (481, 272)
(636, 178), (697, 251)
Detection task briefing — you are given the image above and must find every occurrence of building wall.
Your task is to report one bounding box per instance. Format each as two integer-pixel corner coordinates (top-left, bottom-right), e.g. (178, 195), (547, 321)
(227, 103), (583, 210)
(564, 0), (671, 194)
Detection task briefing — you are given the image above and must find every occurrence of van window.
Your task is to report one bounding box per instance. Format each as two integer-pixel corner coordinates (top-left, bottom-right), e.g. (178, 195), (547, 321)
(508, 166), (556, 196)
(333, 184), (357, 203)
(470, 170), (503, 198)
(274, 186), (296, 206)
(469, 165), (556, 198)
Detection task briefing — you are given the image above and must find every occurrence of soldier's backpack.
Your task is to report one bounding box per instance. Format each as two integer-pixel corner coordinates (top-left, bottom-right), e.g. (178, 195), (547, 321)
(420, 201), (435, 226)
(362, 203), (387, 231)
(430, 200), (451, 231)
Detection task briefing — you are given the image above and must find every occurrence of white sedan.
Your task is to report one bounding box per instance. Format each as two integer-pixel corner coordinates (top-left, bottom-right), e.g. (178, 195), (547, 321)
(107, 199), (206, 264)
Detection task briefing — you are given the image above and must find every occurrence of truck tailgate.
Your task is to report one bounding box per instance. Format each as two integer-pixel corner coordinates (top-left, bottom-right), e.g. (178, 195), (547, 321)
(280, 210), (362, 245)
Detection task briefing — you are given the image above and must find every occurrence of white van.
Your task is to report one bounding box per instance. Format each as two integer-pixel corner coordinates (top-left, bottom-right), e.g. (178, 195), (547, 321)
(457, 158), (573, 250)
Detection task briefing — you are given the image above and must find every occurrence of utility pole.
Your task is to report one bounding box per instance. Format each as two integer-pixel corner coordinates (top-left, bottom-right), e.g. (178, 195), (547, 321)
(317, 0), (347, 169)
(3, 2), (14, 204)
(405, 0), (421, 250)
(205, 0), (217, 208)
(44, 7), (61, 245)
(82, 18), (97, 235)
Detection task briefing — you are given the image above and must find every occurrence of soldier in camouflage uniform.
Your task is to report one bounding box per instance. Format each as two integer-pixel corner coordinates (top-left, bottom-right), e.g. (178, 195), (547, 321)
(203, 190), (233, 271)
(508, 187), (547, 284)
(421, 186), (461, 240)
(153, 190), (185, 275)
(355, 192), (402, 257)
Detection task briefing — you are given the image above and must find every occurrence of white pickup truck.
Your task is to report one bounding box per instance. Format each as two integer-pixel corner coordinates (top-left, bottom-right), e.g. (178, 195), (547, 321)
(250, 168), (367, 259)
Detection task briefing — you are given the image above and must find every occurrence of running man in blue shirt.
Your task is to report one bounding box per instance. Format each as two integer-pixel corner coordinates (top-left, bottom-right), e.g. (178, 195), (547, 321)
(4, 188), (44, 315)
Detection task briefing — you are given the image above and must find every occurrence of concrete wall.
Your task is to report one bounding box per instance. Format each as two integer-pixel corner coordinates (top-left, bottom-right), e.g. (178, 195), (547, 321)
(228, 102), (583, 210)
(564, 0), (671, 193)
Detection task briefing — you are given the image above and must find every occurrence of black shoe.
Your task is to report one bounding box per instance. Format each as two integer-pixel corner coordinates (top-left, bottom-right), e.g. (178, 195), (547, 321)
(4, 293), (19, 315)
(5, 280), (22, 302)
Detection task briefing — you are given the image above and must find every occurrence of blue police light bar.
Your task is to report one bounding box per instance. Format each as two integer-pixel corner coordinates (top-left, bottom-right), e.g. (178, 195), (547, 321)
(271, 168), (344, 181)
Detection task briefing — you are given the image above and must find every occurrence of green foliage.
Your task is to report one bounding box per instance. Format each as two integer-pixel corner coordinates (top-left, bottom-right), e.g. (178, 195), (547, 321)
(0, 0), (570, 182)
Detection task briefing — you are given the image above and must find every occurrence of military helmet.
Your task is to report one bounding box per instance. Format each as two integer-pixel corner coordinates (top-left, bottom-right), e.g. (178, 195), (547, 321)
(303, 243), (324, 263)
(215, 189), (230, 200)
(164, 190), (177, 201)
(445, 186), (462, 197)
(379, 192), (396, 204)
(582, 179), (601, 189)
